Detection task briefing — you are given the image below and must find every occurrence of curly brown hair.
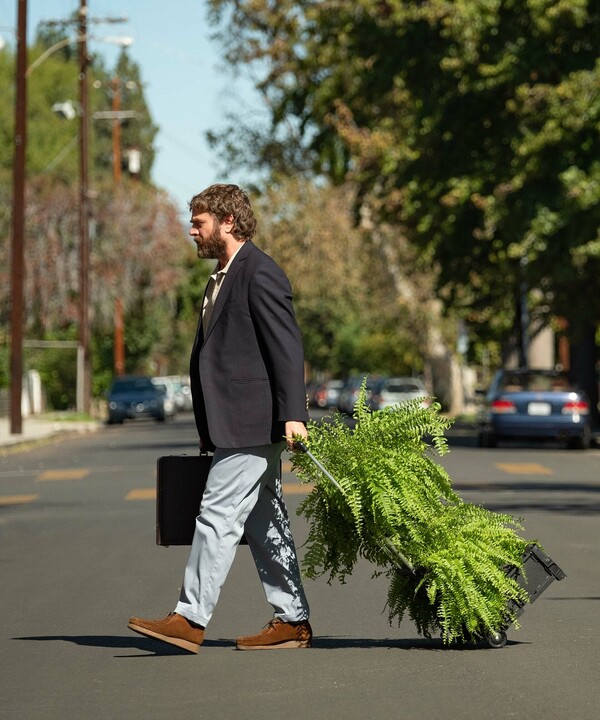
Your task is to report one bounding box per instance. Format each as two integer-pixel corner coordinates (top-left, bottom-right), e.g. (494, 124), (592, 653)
(189, 184), (257, 242)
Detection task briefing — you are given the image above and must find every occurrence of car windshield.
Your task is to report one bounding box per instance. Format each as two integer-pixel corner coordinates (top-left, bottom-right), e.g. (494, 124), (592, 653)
(111, 378), (154, 392)
(500, 372), (575, 392)
(385, 382), (423, 393)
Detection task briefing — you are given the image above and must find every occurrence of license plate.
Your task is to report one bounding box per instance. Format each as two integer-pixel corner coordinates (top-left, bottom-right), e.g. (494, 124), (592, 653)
(528, 402), (551, 416)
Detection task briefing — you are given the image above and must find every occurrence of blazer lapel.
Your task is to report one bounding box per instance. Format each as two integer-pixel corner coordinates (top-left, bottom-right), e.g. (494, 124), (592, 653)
(191, 280), (211, 354)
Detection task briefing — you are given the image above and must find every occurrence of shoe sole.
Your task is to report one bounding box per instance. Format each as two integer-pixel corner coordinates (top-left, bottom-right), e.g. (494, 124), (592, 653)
(236, 640), (311, 651)
(127, 622), (200, 654)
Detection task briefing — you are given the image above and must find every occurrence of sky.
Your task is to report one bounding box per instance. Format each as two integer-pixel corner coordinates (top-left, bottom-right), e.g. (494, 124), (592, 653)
(1, 0), (262, 217)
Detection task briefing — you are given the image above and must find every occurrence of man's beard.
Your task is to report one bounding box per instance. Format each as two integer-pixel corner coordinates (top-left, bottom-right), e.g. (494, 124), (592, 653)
(196, 224), (227, 259)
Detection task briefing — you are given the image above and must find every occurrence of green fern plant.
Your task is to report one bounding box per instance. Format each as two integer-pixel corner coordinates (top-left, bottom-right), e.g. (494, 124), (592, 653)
(292, 381), (532, 643)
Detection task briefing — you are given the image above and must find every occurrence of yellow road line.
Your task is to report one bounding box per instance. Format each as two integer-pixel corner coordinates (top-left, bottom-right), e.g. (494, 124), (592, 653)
(37, 468), (90, 481)
(283, 483), (314, 494)
(126, 485), (312, 499)
(495, 463), (554, 475)
(0, 494), (39, 506)
(126, 488), (156, 501)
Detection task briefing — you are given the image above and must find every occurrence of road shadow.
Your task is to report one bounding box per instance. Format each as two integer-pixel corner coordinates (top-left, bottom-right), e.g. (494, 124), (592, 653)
(474, 500), (600, 515)
(13, 634), (232, 657)
(14, 633), (526, 653)
(311, 636), (526, 650)
(453, 480), (600, 515)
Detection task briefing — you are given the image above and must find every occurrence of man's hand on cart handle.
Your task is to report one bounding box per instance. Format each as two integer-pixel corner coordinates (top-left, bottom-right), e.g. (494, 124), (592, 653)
(292, 439), (309, 453)
(285, 421), (308, 451)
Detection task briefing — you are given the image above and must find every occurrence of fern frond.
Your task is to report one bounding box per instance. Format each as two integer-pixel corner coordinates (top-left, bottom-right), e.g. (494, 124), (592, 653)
(293, 381), (533, 642)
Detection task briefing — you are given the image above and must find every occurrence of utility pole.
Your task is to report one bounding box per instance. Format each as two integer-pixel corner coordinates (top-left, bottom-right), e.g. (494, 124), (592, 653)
(39, 7), (128, 415)
(77, 0), (92, 415)
(114, 297), (125, 375)
(10, 0), (27, 434)
(111, 76), (122, 183)
(110, 75), (125, 376)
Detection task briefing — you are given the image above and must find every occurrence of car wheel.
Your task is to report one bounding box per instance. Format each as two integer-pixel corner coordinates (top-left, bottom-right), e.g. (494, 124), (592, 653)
(567, 431), (590, 450)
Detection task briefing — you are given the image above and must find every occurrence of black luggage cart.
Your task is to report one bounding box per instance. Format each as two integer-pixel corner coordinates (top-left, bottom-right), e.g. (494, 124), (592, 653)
(294, 441), (566, 648)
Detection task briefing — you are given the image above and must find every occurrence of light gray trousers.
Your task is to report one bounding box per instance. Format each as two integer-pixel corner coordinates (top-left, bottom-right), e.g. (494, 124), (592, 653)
(174, 442), (309, 628)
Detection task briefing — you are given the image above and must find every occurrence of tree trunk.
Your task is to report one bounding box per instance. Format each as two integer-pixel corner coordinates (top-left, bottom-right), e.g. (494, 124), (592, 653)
(568, 319), (599, 429)
(422, 308), (464, 415)
(364, 217), (464, 414)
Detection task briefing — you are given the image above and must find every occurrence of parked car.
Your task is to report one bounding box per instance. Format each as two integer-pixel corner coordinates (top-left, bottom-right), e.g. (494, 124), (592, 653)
(478, 368), (591, 449)
(373, 376), (428, 410)
(151, 377), (178, 418)
(178, 376), (194, 411)
(106, 376), (166, 424)
(337, 375), (384, 414)
(156, 375), (191, 412)
(313, 379), (345, 409)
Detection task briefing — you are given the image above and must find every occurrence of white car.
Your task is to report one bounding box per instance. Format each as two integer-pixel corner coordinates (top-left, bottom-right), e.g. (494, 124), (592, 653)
(151, 377), (178, 417)
(374, 377), (428, 409)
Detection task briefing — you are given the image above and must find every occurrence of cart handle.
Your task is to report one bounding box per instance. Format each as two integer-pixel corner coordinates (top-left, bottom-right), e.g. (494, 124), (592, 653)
(293, 439), (343, 492)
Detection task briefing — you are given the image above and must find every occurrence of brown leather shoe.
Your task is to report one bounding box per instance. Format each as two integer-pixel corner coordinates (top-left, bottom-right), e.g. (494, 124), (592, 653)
(236, 618), (312, 650)
(127, 612), (204, 653)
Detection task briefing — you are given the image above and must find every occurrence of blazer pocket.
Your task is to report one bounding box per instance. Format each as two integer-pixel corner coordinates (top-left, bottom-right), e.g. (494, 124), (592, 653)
(231, 378), (271, 408)
(231, 378), (270, 431)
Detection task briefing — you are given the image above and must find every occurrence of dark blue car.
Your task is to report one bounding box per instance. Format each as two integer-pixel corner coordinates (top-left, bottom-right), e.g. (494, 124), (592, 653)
(106, 376), (166, 424)
(478, 368), (591, 449)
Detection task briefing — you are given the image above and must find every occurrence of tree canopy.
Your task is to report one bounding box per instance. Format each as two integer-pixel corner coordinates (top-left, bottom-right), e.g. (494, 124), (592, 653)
(207, 0), (600, 412)
(0, 31), (203, 407)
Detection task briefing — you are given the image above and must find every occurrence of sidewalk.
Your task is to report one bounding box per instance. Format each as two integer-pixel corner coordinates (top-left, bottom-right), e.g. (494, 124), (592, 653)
(0, 415), (102, 453)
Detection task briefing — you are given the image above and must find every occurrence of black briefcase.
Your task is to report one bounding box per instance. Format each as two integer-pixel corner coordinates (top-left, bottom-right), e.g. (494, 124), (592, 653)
(156, 454), (250, 547)
(156, 454), (212, 546)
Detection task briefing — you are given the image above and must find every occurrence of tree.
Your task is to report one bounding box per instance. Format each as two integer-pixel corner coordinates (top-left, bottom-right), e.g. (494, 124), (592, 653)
(91, 49), (158, 184)
(207, 0), (600, 416)
(252, 177), (430, 380)
(0, 32), (196, 408)
(0, 173), (191, 406)
(0, 32), (159, 183)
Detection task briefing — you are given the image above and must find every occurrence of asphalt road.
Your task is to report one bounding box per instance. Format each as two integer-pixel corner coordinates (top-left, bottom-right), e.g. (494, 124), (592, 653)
(1, 412), (598, 720)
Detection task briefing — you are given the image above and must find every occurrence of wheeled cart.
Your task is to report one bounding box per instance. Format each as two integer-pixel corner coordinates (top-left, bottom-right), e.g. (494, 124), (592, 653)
(293, 441), (566, 648)
(489, 543), (567, 648)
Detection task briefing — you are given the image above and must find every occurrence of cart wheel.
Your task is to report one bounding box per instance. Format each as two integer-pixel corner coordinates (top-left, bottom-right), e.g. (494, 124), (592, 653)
(487, 630), (507, 649)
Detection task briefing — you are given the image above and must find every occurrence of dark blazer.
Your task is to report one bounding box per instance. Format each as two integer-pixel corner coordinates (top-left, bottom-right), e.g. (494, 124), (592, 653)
(189, 241), (308, 450)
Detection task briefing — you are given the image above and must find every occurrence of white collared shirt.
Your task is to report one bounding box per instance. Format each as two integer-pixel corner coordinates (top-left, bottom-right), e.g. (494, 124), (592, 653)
(202, 243), (245, 335)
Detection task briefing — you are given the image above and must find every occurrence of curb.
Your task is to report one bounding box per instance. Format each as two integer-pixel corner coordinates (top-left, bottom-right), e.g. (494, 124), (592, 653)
(0, 422), (102, 456)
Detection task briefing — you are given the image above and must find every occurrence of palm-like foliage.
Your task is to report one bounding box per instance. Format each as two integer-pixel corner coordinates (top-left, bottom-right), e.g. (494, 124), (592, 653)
(292, 384), (531, 643)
